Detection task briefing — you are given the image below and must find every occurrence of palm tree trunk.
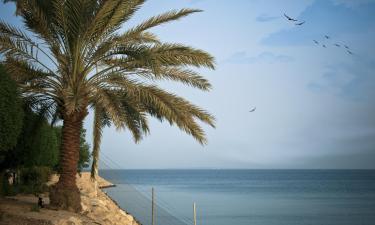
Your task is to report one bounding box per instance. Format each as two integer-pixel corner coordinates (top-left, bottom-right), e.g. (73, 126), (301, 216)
(90, 154), (99, 180)
(50, 112), (86, 212)
(90, 107), (103, 196)
(90, 106), (103, 181)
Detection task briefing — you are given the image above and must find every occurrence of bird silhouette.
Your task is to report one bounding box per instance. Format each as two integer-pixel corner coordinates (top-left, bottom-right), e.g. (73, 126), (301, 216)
(322, 44), (327, 48)
(295, 21), (305, 26)
(249, 107), (256, 112)
(347, 50), (353, 55)
(334, 43), (341, 47)
(313, 40), (319, 44)
(344, 45), (350, 49)
(324, 35), (330, 39)
(284, 13), (298, 21)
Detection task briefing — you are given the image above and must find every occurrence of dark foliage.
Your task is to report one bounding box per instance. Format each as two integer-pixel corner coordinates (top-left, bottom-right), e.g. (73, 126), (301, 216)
(0, 64), (23, 153)
(2, 109), (60, 169)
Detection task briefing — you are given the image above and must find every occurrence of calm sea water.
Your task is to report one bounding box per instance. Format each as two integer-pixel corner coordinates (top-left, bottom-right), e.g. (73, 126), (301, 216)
(100, 170), (375, 225)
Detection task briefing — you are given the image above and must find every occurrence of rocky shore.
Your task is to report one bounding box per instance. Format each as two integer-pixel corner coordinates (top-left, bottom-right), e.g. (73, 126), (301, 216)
(0, 172), (139, 225)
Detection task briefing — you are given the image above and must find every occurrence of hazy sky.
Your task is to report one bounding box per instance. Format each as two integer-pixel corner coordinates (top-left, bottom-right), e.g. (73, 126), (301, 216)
(1, 0), (375, 169)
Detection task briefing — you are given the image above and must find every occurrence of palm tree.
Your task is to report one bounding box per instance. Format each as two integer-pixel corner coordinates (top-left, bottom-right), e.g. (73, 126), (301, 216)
(0, 0), (215, 211)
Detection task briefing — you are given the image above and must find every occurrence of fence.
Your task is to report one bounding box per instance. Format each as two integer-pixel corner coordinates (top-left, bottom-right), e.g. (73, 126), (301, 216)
(97, 152), (197, 225)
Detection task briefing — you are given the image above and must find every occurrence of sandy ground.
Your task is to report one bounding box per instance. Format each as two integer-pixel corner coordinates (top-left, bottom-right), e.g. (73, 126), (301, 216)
(0, 172), (139, 225)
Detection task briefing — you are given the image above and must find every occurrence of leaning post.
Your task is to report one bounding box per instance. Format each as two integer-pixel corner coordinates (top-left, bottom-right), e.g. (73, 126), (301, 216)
(193, 202), (197, 225)
(152, 187), (155, 225)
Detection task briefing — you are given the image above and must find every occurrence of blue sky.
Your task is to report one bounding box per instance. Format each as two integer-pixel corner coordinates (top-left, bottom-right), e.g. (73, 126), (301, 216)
(1, 0), (375, 169)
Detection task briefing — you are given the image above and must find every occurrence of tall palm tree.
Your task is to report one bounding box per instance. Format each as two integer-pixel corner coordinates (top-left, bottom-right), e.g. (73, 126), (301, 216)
(0, 0), (215, 211)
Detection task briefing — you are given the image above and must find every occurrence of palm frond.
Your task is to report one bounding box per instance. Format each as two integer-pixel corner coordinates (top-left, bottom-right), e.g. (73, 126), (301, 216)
(138, 67), (212, 91)
(128, 9), (202, 34)
(85, 0), (145, 46)
(95, 75), (215, 144)
(90, 87), (126, 129)
(105, 43), (215, 70)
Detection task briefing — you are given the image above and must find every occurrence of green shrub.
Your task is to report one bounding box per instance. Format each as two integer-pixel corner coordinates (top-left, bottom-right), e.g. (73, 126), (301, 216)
(0, 64), (23, 153)
(15, 113), (59, 169)
(0, 171), (4, 196)
(2, 180), (16, 196)
(20, 167), (50, 185)
(29, 123), (59, 167)
(0, 171), (16, 196)
(18, 166), (52, 194)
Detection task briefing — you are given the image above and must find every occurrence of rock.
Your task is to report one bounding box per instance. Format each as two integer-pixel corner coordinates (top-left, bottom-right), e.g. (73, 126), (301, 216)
(80, 203), (88, 212)
(119, 210), (127, 216)
(67, 217), (83, 225)
(126, 215), (134, 222)
(55, 216), (82, 225)
(90, 199), (105, 207)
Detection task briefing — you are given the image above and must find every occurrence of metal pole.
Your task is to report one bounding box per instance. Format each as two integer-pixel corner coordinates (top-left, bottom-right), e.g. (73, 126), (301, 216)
(152, 187), (155, 225)
(193, 202), (197, 225)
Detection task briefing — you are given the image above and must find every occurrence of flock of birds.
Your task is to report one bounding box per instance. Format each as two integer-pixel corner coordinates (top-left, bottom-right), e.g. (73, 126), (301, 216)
(313, 35), (354, 55)
(248, 13), (355, 113)
(284, 13), (354, 55)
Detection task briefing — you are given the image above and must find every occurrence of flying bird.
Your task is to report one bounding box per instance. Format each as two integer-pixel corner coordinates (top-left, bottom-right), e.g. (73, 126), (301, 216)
(324, 35), (330, 39)
(322, 44), (327, 48)
(347, 50), (353, 55)
(344, 45), (350, 49)
(295, 21), (305, 25)
(334, 43), (341, 47)
(249, 107), (256, 112)
(313, 40), (319, 45)
(284, 13), (298, 21)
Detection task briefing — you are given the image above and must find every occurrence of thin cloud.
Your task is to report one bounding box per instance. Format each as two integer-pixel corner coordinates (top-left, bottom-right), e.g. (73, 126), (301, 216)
(256, 14), (279, 22)
(307, 57), (375, 101)
(224, 51), (294, 64)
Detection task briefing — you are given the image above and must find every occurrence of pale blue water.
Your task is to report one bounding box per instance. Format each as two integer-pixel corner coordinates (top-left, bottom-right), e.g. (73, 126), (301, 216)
(100, 170), (375, 225)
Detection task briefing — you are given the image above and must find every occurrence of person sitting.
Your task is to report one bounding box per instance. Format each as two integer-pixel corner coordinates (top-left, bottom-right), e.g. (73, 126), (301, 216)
(38, 196), (44, 208)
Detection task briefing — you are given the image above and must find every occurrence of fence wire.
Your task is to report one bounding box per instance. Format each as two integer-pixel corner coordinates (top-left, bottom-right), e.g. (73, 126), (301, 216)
(97, 152), (194, 225)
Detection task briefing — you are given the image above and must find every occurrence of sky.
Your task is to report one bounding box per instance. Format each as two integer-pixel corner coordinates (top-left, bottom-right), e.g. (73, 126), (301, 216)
(1, 0), (375, 169)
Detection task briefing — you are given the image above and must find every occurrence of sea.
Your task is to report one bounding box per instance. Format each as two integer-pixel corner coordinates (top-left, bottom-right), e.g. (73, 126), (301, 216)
(99, 170), (375, 225)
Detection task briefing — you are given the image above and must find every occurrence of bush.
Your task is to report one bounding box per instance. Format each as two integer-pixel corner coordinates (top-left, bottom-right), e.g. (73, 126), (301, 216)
(0, 64), (23, 153)
(20, 166), (51, 185)
(6, 111), (60, 169)
(0, 171), (16, 196)
(18, 166), (52, 194)
(28, 122), (59, 167)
